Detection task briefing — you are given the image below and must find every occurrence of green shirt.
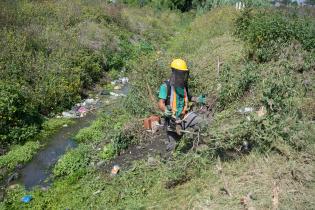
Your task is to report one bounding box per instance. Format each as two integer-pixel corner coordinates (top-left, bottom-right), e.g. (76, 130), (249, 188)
(159, 83), (186, 117)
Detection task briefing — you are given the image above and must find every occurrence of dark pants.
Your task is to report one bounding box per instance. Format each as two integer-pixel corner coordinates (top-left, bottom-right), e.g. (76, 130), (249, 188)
(166, 112), (202, 151)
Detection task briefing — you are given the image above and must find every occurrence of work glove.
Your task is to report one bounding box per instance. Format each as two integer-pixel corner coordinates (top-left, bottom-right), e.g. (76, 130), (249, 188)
(164, 107), (173, 117)
(197, 95), (206, 105)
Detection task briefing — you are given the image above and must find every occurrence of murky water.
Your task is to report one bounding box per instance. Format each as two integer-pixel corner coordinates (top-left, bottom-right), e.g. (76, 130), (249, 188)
(17, 113), (97, 190)
(15, 85), (129, 190)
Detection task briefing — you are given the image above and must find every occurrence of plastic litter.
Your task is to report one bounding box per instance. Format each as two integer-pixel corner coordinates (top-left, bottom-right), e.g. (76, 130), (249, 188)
(84, 98), (97, 105)
(21, 195), (32, 203)
(111, 165), (120, 176)
(62, 124), (68, 128)
(110, 92), (125, 97)
(119, 77), (129, 84)
(238, 107), (254, 114)
(78, 106), (88, 114)
(114, 85), (121, 90)
(62, 111), (77, 118)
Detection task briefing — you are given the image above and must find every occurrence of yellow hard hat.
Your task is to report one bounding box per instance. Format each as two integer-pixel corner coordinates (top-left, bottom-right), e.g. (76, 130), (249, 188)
(171, 59), (188, 71)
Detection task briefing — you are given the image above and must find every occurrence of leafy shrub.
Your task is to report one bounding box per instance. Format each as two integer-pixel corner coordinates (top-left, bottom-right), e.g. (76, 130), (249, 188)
(0, 1), (180, 146)
(217, 63), (258, 110)
(235, 8), (315, 62)
(0, 141), (40, 170)
(0, 82), (42, 145)
(53, 145), (91, 177)
(99, 143), (116, 160)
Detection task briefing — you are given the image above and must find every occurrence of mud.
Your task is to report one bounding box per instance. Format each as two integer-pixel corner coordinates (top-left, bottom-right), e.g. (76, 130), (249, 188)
(103, 132), (170, 173)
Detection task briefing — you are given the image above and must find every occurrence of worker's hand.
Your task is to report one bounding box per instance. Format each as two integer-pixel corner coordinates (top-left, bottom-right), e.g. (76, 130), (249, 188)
(197, 95), (206, 105)
(164, 108), (173, 117)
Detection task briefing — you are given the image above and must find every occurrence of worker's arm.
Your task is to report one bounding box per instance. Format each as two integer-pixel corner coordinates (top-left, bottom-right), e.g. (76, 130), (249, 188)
(158, 99), (167, 112)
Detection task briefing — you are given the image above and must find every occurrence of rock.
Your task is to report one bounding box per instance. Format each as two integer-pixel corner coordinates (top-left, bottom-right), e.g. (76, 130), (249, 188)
(147, 157), (159, 166)
(96, 161), (105, 167)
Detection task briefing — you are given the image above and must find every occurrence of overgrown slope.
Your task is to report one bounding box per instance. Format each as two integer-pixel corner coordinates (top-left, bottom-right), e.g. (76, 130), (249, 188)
(1, 4), (315, 210)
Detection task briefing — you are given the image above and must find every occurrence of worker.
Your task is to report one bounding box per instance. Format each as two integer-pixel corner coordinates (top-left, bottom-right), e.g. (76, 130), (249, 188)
(158, 59), (206, 151)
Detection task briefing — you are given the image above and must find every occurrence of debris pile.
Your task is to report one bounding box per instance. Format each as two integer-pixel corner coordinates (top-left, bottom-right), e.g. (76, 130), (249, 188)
(61, 98), (99, 118)
(60, 77), (129, 119)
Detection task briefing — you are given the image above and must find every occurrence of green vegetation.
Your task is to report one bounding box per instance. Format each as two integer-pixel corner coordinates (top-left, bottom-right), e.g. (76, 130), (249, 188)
(0, 118), (72, 181)
(0, 0), (183, 146)
(0, 142), (40, 172)
(53, 145), (92, 178)
(1, 1), (315, 210)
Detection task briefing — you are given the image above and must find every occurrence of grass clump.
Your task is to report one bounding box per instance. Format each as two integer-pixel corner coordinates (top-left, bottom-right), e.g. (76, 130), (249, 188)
(53, 145), (91, 178)
(0, 142), (40, 171)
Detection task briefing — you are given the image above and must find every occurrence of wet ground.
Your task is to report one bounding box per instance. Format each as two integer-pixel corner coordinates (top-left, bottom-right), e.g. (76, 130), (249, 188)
(11, 85), (129, 190)
(103, 132), (170, 172)
(15, 113), (97, 190)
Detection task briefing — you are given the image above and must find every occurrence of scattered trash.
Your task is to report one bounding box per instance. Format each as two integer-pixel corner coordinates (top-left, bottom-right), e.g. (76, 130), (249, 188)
(256, 106), (267, 117)
(62, 111), (78, 118)
(21, 195), (32, 203)
(62, 124), (68, 128)
(111, 165), (120, 176)
(144, 115), (161, 131)
(242, 141), (250, 152)
(110, 77), (129, 86)
(78, 106), (88, 114)
(114, 85), (121, 90)
(82, 98), (98, 107)
(151, 121), (160, 134)
(110, 92), (125, 97)
(238, 107), (254, 114)
(93, 190), (101, 195)
(120, 77), (129, 84)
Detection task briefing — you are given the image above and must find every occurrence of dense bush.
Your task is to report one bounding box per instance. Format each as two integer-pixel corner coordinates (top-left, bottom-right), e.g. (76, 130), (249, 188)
(0, 0), (180, 146)
(235, 8), (315, 62)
